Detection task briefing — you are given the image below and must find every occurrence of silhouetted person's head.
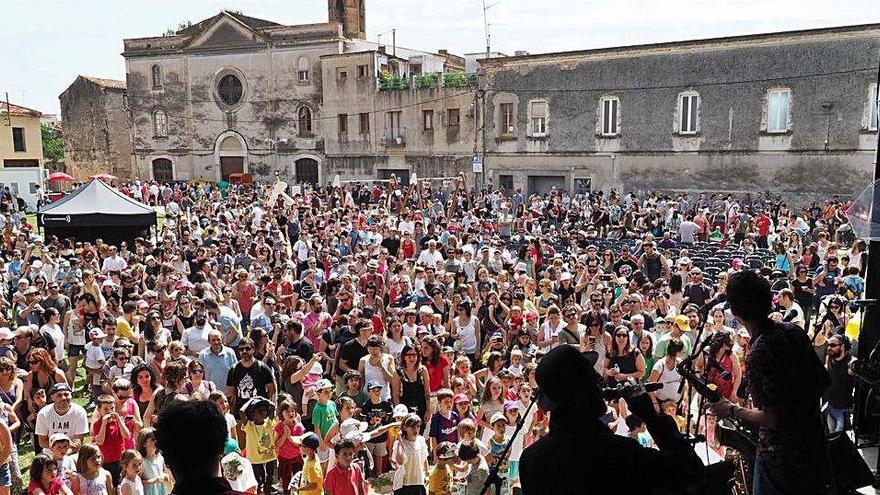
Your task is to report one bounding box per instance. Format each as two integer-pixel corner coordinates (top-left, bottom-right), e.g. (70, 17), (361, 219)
(727, 270), (772, 325)
(156, 400), (227, 481)
(536, 345), (606, 422)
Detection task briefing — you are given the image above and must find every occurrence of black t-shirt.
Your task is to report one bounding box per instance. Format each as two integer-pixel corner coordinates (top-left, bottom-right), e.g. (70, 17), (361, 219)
(791, 279), (814, 307)
(339, 338), (368, 377)
(612, 259), (638, 278)
(226, 361), (275, 406)
(283, 336), (315, 362)
(381, 237), (401, 257)
(360, 398), (393, 443)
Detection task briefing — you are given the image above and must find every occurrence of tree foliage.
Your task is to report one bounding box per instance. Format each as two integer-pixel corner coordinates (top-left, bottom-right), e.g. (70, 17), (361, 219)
(41, 124), (64, 165)
(163, 20), (193, 36)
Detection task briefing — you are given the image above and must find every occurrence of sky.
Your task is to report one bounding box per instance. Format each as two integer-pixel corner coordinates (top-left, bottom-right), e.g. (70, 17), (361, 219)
(2, 0), (878, 115)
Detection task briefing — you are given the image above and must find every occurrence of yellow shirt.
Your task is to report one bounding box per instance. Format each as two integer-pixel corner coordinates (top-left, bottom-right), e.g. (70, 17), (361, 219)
(116, 317), (133, 340)
(299, 456), (324, 495)
(428, 463), (453, 495)
(242, 419), (278, 464)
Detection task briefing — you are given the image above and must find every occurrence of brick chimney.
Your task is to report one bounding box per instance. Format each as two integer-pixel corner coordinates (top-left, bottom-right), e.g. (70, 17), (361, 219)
(328, 0), (365, 39)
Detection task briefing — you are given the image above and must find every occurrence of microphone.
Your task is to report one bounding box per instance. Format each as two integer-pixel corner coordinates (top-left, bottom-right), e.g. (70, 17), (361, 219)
(601, 381), (663, 401)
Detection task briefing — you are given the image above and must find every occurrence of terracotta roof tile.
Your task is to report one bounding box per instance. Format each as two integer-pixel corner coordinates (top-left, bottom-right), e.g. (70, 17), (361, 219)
(82, 75), (127, 91)
(0, 102), (41, 117)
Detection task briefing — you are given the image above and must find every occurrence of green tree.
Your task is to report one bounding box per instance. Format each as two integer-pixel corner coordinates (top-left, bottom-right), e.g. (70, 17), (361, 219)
(163, 20), (193, 36)
(41, 124), (63, 165)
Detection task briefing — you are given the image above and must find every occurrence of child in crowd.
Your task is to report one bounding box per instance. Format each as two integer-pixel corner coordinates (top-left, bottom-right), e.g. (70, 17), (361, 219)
(661, 401), (686, 433)
(457, 442), (489, 495)
(84, 328), (106, 403)
(119, 450), (145, 495)
(71, 444), (113, 495)
(27, 454), (70, 495)
(428, 442), (457, 495)
(136, 428), (168, 495)
(240, 397), (278, 495)
(274, 398), (305, 495)
(209, 391), (238, 439)
(456, 419), (488, 457)
(340, 370), (367, 405)
(429, 389), (459, 457)
(92, 394), (130, 485)
(323, 439), (367, 495)
(486, 413), (509, 495)
(361, 380), (392, 476)
(506, 350), (524, 377)
(46, 434), (77, 489)
(26, 389), (47, 436)
(453, 394), (476, 424)
(294, 433), (323, 495)
(311, 379), (339, 472)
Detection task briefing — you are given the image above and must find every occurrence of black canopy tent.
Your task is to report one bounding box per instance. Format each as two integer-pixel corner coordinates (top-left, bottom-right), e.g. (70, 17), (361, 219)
(38, 179), (156, 244)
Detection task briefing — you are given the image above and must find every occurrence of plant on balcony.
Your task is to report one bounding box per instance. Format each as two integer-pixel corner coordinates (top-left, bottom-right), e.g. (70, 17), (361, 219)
(443, 72), (476, 88)
(379, 69), (409, 90)
(414, 73), (439, 90)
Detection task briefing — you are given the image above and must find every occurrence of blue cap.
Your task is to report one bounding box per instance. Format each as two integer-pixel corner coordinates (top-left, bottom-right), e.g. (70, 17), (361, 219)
(366, 380), (383, 390)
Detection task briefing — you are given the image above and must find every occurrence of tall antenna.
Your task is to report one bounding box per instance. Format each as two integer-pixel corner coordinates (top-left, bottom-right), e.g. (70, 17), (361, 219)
(482, 0), (498, 58)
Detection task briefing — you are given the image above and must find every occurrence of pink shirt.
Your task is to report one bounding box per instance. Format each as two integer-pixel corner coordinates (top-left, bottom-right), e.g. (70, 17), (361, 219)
(272, 421), (305, 460)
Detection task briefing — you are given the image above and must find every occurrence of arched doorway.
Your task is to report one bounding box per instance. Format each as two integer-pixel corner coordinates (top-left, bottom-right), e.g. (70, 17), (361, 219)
(295, 158), (319, 185)
(218, 136), (245, 181)
(152, 158), (173, 182)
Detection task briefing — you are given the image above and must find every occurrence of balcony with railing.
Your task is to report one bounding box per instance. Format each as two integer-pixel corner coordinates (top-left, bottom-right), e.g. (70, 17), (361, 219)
(382, 127), (407, 147)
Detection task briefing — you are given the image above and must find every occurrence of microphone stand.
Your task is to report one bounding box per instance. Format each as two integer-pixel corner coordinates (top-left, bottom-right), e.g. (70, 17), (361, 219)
(479, 395), (537, 495)
(677, 324), (708, 443)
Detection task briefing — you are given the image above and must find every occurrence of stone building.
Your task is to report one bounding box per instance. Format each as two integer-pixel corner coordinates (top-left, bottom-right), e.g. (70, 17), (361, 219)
(59, 75), (132, 179)
(479, 24), (880, 201)
(122, 2), (474, 183)
(320, 48), (477, 183)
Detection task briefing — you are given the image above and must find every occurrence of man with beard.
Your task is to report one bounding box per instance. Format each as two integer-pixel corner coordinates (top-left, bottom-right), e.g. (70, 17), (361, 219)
(226, 337), (276, 416)
(824, 334), (855, 434)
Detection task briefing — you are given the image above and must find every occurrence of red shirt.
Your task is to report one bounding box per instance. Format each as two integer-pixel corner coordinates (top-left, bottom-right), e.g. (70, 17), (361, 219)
(755, 215), (772, 237)
(425, 355), (450, 393)
(92, 415), (126, 463)
(267, 280), (294, 308)
(323, 463), (366, 495)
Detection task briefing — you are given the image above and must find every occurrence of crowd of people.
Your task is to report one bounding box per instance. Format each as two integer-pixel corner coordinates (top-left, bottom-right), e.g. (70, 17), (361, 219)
(0, 175), (865, 495)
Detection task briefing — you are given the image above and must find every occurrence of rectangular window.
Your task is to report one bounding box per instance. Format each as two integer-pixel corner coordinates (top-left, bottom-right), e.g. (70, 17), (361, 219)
(298, 70), (309, 82)
(338, 114), (348, 134)
(499, 174), (514, 191)
(388, 111), (402, 139)
(357, 65), (369, 79)
(11, 128), (25, 152)
(359, 113), (370, 134)
(870, 84), (879, 131)
(423, 110), (434, 131)
(447, 108), (460, 127)
(601, 98), (618, 136)
(500, 103), (514, 135)
(767, 89), (790, 133)
(680, 94), (698, 134)
(530, 101), (547, 136)
(336, 67), (348, 81)
(29, 182), (39, 194)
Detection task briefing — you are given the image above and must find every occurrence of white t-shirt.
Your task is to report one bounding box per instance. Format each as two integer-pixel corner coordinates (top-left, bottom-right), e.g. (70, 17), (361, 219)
(41, 323), (65, 363)
(652, 359), (682, 403)
(182, 325), (213, 354)
(85, 342), (105, 370)
(35, 403), (89, 441)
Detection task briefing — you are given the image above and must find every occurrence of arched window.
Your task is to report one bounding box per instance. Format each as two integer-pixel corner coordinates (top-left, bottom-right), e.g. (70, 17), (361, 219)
(298, 106), (313, 136)
(297, 57), (310, 82)
(151, 65), (162, 89)
(152, 109), (168, 137)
